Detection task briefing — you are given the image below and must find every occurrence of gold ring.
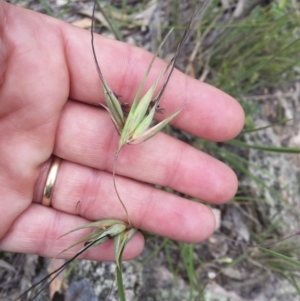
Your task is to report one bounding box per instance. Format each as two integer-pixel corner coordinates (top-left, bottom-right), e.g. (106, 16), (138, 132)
(42, 157), (62, 207)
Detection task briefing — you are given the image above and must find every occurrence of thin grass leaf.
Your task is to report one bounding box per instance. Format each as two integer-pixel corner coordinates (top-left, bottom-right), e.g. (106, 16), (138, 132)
(241, 118), (293, 134)
(258, 247), (300, 268)
(228, 139), (300, 153)
(94, 0), (123, 41)
(116, 259), (126, 301)
(287, 273), (300, 295)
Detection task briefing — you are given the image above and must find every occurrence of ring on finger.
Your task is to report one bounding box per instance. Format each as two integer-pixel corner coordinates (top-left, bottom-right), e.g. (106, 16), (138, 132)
(42, 156), (62, 207)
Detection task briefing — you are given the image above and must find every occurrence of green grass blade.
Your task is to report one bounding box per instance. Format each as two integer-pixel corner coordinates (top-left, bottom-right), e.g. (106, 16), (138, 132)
(95, 0), (123, 41)
(116, 262), (126, 301)
(287, 272), (300, 295)
(242, 118), (293, 133)
(228, 140), (300, 153)
(258, 247), (300, 267)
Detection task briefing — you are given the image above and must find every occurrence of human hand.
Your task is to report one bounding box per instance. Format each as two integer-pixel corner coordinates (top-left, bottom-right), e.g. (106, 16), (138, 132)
(0, 1), (244, 261)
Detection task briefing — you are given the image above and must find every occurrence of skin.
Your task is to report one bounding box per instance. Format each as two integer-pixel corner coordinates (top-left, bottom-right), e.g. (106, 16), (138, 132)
(0, 1), (244, 261)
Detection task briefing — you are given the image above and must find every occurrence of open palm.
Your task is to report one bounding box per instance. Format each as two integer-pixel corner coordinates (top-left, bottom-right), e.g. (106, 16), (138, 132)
(0, 0), (244, 261)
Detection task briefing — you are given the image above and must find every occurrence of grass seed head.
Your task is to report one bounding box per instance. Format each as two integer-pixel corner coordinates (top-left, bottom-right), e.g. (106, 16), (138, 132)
(57, 219), (129, 256)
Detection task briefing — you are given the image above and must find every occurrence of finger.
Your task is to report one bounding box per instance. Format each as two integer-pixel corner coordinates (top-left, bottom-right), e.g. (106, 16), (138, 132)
(3, 2), (244, 142)
(62, 24), (244, 141)
(0, 204), (144, 260)
(33, 159), (216, 243)
(55, 100), (238, 204)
